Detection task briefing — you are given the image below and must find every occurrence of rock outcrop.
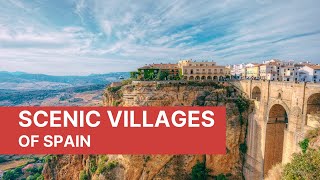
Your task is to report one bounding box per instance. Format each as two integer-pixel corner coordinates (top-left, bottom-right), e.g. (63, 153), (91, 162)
(43, 81), (252, 180)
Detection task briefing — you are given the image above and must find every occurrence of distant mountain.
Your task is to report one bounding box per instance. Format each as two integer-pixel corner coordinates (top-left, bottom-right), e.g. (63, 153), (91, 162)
(0, 71), (129, 90)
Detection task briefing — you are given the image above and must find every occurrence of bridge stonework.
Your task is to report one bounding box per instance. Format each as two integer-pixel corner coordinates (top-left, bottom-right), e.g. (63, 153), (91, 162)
(231, 80), (320, 179)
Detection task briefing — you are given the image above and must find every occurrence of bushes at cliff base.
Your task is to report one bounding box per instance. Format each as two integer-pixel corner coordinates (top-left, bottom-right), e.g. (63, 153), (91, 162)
(282, 149), (320, 179)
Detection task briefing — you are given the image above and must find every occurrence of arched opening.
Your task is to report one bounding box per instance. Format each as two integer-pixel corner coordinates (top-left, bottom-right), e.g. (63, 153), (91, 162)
(195, 76), (200, 80)
(183, 76), (187, 80)
(207, 76), (212, 80)
(189, 76), (194, 80)
(219, 76), (224, 81)
(264, 104), (288, 174)
(201, 76), (206, 80)
(306, 93), (320, 126)
(252, 86), (261, 101)
(213, 76), (218, 80)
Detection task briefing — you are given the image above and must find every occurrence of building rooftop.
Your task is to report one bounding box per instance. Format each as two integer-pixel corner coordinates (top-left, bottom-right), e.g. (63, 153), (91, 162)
(306, 65), (320, 70)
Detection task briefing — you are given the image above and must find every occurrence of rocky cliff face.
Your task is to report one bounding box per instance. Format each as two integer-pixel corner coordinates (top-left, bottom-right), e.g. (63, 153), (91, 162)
(43, 81), (252, 180)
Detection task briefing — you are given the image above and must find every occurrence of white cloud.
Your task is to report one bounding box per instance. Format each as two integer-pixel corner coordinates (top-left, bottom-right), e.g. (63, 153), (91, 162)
(0, 0), (319, 75)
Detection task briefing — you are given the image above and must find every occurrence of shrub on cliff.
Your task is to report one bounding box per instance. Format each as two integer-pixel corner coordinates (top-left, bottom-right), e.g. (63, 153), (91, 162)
(239, 143), (247, 154)
(108, 86), (121, 93)
(282, 149), (320, 179)
(235, 96), (250, 113)
(191, 160), (211, 180)
(79, 170), (89, 180)
(89, 157), (97, 173)
(299, 138), (309, 153)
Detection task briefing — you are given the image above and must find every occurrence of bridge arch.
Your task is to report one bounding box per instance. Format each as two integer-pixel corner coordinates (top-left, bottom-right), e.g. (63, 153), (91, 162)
(264, 103), (288, 174)
(306, 93), (320, 126)
(306, 93), (320, 114)
(252, 86), (261, 101)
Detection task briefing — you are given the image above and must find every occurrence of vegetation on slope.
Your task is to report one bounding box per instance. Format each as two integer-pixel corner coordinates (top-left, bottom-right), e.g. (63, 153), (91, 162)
(266, 128), (320, 180)
(282, 128), (320, 180)
(2, 156), (44, 180)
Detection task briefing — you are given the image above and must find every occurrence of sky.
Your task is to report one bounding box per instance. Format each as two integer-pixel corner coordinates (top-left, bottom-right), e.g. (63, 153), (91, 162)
(0, 0), (319, 75)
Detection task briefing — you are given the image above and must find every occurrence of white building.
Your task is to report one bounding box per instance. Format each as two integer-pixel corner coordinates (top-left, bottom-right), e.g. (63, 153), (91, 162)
(260, 62), (280, 81)
(298, 65), (320, 82)
(279, 66), (299, 82)
(230, 64), (245, 79)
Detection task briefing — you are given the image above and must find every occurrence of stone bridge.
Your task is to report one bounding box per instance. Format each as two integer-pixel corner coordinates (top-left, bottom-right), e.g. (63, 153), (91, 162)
(230, 80), (320, 179)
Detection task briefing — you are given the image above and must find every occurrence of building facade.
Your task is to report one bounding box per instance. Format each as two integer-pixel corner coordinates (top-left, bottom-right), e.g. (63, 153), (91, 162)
(230, 64), (245, 79)
(279, 65), (299, 82)
(178, 60), (230, 81)
(298, 65), (320, 82)
(245, 63), (260, 79)
(260, 62), (280, 81)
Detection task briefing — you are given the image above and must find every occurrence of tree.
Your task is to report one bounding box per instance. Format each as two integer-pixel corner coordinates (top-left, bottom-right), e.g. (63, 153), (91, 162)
(3, 170), (21, 180)
(156, 70), (169, 80)
(191, 161), (211, 180)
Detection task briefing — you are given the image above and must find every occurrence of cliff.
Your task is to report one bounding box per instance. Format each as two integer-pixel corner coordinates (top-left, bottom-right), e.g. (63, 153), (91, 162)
(43, 81), (252, 180)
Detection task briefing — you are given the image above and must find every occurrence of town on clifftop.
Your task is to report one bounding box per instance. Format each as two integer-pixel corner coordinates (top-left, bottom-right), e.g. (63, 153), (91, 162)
(130, 59), (320, 83)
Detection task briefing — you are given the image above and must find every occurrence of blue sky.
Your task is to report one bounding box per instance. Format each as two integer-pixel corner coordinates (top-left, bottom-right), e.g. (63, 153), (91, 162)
(0, 0), (319, 75)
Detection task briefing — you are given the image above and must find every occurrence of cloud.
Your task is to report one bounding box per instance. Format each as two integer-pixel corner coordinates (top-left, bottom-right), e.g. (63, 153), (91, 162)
(0, 0), (319, 75)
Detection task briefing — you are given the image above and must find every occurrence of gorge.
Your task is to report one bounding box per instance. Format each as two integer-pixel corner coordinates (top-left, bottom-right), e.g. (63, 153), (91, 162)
(42, 80), (320, 180)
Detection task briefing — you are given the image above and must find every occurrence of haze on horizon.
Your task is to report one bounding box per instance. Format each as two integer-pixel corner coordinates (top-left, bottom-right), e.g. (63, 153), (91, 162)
(0, 0), (319, 75)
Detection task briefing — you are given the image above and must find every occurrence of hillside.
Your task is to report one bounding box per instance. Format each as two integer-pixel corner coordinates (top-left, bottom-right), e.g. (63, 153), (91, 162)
(0, 71), (129, 90)
(0, 72), (129, 106)
(0, 84), (105, 106)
